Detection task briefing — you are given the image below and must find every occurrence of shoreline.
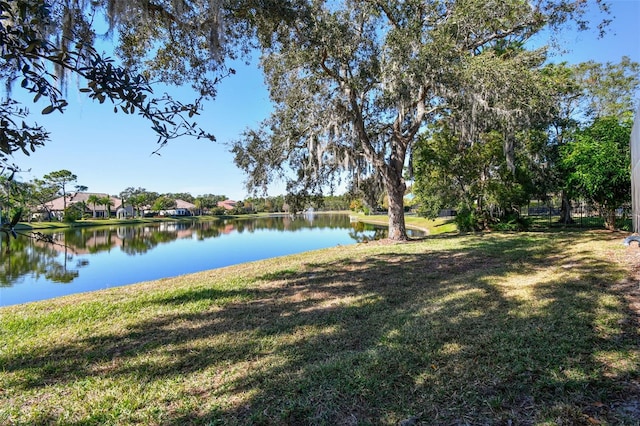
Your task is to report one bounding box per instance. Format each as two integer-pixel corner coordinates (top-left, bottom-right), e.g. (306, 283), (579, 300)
(15, 211), (452, 235)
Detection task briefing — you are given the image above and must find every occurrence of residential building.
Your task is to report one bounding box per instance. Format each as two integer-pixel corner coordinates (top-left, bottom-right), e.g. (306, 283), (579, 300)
(157, 199), (197, 216)
(39, 192), (125, 220)
(217, 199), (237, 211)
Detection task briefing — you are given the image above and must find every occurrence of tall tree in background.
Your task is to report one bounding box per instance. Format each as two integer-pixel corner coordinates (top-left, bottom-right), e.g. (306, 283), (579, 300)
(42, 169), (78, 211)
(412, 53), (639, 230)
(232, 0), (608, 240)
(120, 187), (160, 217)
(546, 58), (639, 224)
(411, 49), (570, 228)
(120, 187), (145, 217)
(561, 116), (632, 230)
(194, 193), (227, 214)
(29, 177), (59, 219)
(412, 125), (544, 229)
(152, 195), (176, 212)
(571, 57), (640, 120)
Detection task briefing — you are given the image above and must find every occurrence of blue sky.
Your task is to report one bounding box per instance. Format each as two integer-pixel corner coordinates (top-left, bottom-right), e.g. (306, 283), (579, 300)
(9, 0), (640, 201)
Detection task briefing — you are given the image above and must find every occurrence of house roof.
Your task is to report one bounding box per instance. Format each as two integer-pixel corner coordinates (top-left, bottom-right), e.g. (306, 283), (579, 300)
(175, 199), (196, 209)
(44, 194), (198, 213)
(217, 199), (237, 210)
(44, 192), (123, 212)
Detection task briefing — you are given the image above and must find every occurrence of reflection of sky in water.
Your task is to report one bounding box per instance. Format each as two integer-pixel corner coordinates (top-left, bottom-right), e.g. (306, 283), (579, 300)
(0, 216), (418, 307)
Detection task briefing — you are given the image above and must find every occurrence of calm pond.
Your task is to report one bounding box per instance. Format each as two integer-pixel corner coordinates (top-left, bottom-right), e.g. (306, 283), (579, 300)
(0, 214), (423, 307)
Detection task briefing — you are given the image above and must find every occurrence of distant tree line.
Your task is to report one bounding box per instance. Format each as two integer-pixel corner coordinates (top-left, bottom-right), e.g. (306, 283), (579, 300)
(0, 169), (358, 223)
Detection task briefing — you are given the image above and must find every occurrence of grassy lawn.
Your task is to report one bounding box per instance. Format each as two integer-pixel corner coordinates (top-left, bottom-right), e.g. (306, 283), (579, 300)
(349, 213), (458, 235)
(1, 230), (639, 425)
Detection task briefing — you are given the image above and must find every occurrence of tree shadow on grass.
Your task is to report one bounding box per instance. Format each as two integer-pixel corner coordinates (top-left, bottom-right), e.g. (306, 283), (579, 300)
(2, 232), (638, 425)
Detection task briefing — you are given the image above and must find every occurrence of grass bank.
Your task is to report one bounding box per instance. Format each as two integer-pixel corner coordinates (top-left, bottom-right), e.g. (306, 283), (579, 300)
(1, 231), (639, 425)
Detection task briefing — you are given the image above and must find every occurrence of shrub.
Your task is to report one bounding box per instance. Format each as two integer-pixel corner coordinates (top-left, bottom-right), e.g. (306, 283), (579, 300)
(210, 206), (227, 215)
(63, 205), (83, 223)
(349, 199), (363, 212)
(454, 208), (482, 232)
(490, 213), (532, 231)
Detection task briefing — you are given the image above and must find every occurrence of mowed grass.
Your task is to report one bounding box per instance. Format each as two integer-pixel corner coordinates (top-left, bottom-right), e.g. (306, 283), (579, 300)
(1, 231), (639, 425)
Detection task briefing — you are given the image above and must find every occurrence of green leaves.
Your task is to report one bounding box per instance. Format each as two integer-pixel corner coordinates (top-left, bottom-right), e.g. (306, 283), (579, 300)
(0, 0), (219, 172)
(561, 116), (632, 228)
(571, 57), (640, 119)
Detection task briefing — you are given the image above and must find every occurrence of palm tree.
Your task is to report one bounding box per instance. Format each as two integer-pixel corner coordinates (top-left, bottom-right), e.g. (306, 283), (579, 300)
(194, 198), (203, 216)
(87, 194), (100, 218)
(99, 196), (114, 219)
(130, 194), (143, 218)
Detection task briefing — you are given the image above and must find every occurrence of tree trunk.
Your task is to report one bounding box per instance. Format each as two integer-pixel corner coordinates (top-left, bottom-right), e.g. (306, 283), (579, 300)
(560, 191), (574, 225)
(604, 208), (617, 231)
(384, 171), (408, 241)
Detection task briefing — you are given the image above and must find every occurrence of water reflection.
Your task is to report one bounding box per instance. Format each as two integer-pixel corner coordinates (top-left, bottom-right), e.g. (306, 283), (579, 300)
(0, 214), (423, 306)
(0, 233), (81, 286)
(39, 215), (383, 257)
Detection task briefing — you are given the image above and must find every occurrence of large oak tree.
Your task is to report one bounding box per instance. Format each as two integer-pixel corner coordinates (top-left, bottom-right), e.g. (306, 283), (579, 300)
(231, 0), (609, 240)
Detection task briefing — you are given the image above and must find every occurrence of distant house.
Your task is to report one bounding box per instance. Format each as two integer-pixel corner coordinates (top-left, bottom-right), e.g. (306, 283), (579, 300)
(40, 192), (125, 220)
(217, 199), (237, 211)
(158, 199), (196, 216)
